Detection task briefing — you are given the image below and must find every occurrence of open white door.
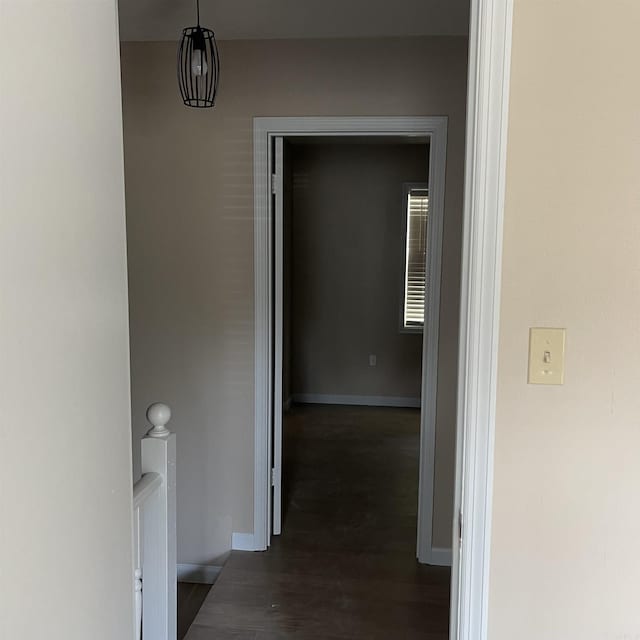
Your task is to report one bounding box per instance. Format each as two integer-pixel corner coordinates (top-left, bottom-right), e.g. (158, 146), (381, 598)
(271, 136), (284, 536)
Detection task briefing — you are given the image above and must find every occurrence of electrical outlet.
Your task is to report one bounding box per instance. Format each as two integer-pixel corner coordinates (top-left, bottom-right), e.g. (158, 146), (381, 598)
(369, 354), (377, 366)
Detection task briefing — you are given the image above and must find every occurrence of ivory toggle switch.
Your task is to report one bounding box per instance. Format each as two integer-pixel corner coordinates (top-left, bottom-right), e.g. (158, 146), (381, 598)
(528, 327), (566, 385)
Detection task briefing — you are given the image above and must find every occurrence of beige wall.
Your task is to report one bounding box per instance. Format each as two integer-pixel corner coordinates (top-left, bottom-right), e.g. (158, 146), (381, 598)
(489, 1), (640, 637)
(0, 2), (134, 638)
(121, 36), (468, 563)
(290, 142), (425, 399)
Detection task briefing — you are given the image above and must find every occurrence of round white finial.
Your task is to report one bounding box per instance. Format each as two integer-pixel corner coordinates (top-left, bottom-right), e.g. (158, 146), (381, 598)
(146, 402), (172, 438)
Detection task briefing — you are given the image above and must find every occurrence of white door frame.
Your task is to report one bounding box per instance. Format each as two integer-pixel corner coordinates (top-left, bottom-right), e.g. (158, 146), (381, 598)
(450, 0), (513, 639)
(253, 116), (448, 562)
(250, 0), (514, 637)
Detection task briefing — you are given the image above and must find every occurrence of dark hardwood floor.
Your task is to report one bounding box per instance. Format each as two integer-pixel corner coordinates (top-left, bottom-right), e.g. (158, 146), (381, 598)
(185, 404), (451, 639)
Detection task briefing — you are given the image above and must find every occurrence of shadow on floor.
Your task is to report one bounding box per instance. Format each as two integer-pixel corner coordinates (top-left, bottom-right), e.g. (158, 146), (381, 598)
(178, 582), (212, 640)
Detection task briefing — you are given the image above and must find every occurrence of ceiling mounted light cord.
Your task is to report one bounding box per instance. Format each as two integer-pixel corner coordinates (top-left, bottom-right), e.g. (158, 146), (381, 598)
(177, 0), (220, 108)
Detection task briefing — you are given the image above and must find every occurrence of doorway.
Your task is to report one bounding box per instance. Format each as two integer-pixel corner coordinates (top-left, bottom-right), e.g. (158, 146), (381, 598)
(276, 137), (430, 554)
(253, 116), (448, 566)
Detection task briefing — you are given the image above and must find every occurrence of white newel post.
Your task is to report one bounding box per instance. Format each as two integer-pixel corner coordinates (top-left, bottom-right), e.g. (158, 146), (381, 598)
(140, 403), (177, 640)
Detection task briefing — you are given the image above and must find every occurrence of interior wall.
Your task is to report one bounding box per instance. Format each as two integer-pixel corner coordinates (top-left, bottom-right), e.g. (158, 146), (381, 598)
(120, 36), (468, 564)
(0, 1), (134, 638)
(290, 142), (426, 401)
(489, 1), (640, 636)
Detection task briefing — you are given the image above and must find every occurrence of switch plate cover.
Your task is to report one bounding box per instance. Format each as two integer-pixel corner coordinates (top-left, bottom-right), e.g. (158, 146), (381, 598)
(528, 328), (566, 385)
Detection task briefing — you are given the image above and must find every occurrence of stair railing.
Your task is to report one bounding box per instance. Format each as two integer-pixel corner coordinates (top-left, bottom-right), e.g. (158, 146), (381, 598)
(132, 403), (177, 640)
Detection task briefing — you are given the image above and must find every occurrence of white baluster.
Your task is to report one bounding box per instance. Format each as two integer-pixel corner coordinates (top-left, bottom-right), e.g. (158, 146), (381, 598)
(134, 568), (142, 640)
(133, 504), (142, 640)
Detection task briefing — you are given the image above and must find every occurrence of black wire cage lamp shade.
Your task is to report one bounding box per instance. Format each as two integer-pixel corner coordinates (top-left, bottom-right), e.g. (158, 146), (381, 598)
(177, 0), (220, 108)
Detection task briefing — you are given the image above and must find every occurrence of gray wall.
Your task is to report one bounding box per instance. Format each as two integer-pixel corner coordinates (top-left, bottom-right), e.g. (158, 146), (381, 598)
(290, 143), (426, 400)
(1, 1), (135, 637)
(120, 36), (467, 563)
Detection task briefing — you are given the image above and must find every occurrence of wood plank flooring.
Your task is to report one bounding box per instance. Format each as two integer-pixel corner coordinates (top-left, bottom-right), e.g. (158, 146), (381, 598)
(185, 404), (450, 639)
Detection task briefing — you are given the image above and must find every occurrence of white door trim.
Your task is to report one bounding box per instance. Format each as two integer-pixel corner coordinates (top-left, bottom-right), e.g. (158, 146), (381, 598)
(252, 116), (447, 562)
(450, 1), (514, 639)
(272, 136), (284, 536)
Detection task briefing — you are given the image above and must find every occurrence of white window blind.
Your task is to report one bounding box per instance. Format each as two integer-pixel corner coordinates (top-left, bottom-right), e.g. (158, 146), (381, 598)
(403, 187), (429, 329)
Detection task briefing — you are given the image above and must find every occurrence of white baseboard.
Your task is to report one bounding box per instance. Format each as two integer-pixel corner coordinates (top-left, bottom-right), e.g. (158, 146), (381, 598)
(232, 532), (260, 551)
(427, 547), (453, 567)
(291, 393), (421, 408)
(177, 563), (222, 584)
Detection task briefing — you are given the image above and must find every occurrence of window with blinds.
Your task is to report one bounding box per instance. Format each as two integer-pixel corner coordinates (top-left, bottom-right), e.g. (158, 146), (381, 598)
(402, 185), (429, 330)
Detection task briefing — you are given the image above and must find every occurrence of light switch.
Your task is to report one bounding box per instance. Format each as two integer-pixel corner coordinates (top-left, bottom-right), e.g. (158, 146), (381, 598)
(528, 328), (566, 385)
(369, 354), (377, 367)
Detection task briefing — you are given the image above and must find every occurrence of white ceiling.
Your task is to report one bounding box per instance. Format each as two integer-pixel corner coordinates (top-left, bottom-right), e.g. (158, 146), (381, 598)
(118, 0), (470, 42)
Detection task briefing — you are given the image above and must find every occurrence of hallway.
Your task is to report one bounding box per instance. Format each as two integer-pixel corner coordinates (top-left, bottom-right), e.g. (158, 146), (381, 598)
(185, 405), (451, 639)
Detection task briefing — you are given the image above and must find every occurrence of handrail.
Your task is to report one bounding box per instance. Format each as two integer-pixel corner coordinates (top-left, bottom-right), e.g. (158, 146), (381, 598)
(133, 472), (162, 510)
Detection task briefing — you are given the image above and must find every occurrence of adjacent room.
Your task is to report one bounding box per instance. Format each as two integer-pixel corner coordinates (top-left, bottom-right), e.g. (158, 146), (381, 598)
(281, 138), (428, 534)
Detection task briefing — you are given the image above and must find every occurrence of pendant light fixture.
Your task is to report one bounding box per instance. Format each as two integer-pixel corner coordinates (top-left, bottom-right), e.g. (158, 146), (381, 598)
(177, 0), (220, 108)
